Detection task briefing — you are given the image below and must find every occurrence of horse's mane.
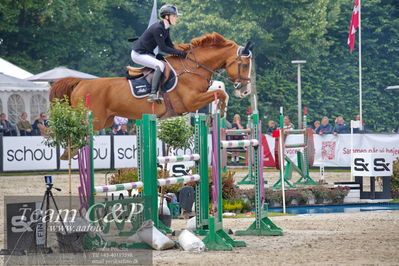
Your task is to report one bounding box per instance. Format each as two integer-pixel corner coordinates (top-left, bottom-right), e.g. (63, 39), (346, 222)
(175, 32), (237, 51)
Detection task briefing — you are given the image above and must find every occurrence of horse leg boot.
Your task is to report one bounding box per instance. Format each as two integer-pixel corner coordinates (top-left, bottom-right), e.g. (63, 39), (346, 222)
(148, 66), (164, 103)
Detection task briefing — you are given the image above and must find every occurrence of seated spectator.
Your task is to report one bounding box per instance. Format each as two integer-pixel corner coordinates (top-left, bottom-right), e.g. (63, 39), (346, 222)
(333, 116), (349, 135)
(32, 112), (49, 136)
(313, 120), (320, 133)
(114, 116), (128, 130)
(266, 120), (277, 135)
(316, 116), (333, 135)
(17, 112), (33, 136)
(0, 113), (17, 136)
(353, 114), (366, 133)
(108, 124), (119, 135)
(229, 114), (245, 164)
(117, 124), (129, 135)
(283, 116), (295, 130)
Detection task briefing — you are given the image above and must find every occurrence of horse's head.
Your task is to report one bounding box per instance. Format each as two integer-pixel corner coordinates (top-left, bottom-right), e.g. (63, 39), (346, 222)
(225, 41), (255, 98)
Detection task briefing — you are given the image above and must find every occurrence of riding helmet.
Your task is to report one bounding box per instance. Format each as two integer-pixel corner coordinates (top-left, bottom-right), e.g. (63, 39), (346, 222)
(159, 4), (181, 18)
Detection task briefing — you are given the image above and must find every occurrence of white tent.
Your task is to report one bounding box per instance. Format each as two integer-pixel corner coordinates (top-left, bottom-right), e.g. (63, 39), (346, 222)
(26, 66), (98, 82)
(0, 58), (33, 79)
(0, 73), (49, 124)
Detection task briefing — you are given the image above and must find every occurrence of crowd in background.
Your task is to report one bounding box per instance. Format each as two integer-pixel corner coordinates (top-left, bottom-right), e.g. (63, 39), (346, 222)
(0, 111), (389, 138)
(103, 116), (136, 136)
(0, 112), (49, 136)
(266, 114), (367, 135)
(0, 113), (137, 137)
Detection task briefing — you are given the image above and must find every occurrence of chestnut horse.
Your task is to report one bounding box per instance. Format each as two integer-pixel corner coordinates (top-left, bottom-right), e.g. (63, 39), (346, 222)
(49, 32), (253, 130)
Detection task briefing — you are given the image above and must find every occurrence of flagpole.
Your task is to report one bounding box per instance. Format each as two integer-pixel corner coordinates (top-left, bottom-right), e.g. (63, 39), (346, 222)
(358, 0), (363, 128)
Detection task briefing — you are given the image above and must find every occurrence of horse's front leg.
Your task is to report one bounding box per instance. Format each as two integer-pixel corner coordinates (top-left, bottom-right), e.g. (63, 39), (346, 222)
(184, 89), (228, 117)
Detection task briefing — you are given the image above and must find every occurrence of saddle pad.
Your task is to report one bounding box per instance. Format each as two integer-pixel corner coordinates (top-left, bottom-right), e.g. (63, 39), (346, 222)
(128, 61), (178, 99)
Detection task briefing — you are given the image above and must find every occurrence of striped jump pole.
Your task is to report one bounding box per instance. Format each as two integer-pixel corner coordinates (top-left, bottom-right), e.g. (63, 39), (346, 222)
(221, 139), (259, 148)
(157, 154), (200, 164)
(94, 174), (200, 193)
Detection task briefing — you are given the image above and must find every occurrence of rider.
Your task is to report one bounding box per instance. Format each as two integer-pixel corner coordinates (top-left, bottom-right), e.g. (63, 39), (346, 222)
(131, 4), (187, 102)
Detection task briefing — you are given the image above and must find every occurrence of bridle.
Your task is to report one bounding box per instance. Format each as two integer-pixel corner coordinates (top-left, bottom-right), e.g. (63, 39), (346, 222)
(177, 45), (252, 89)
(225, 46), (252, 89)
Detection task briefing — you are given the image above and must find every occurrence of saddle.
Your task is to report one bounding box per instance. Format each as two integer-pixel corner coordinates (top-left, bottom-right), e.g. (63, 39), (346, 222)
(126, 61), (178, 99)
(126, 62), (172, 86)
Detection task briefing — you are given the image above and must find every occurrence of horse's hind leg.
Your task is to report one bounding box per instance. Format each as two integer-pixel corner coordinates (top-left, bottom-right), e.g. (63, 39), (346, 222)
(104, 116), (114, 129)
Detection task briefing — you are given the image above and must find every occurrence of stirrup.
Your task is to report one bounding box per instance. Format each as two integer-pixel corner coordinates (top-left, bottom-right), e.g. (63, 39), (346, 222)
(147, 93), (164, 103)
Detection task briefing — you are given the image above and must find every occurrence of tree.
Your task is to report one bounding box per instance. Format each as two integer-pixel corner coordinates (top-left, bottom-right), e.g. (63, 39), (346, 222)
(45, 96), (90, 205)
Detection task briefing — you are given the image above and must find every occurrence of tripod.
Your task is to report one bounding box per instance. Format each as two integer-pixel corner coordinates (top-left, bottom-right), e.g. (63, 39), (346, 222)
(37, 183), (69, 252)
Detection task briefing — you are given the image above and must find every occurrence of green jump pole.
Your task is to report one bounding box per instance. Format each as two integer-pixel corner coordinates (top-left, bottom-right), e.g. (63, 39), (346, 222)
(235, 111), (283, 236)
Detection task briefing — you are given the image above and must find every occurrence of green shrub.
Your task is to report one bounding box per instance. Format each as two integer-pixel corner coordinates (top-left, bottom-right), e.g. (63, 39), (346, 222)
(328, 187), (350, 204)
(223, 199), (244, 212)
(298, 189), (312, 205)
(108, 168), (139, 197)
(311, 185), (330, 203)
(265, 189), (283, 205)
(208, 169), (238, 200)
(285, 189), (302, 205)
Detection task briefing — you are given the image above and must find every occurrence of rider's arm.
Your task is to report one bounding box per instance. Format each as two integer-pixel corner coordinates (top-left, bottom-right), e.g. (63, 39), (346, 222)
(153, 28), (187, 57)
(165, 34), (174, 49)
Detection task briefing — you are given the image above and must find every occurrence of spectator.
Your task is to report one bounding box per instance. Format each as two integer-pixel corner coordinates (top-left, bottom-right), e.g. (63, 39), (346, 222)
(283, 116), (295, 130)
(108, 124), (119, 135)
(229, 114), (245, 164)
(17, 112), (33, 136)
(266, 120), (277, 135)
(0, 113), (17, 136)
(316, 116), (333, 135)
(32, 112), (49, 136)
(129, 124), (137, 135)
(333, 116), (349, 135)
(114, 116), (128, 130)
(117, 124), (129, 135)
(313, 120), (320, 133)
(353, 114), (366, 133)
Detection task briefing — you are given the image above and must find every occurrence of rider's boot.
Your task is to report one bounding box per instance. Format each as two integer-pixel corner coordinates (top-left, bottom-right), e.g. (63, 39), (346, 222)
(148, 66), (164, 103)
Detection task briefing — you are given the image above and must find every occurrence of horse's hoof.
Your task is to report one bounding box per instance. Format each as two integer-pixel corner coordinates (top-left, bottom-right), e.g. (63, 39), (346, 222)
(206, 115), (213, 127)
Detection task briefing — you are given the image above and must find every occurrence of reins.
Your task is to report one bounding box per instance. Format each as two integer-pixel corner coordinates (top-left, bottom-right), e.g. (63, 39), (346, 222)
(176, 45), (251, 88)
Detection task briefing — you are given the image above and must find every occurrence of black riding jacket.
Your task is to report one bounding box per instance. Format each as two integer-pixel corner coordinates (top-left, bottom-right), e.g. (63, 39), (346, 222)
(133, 21), (187, 57)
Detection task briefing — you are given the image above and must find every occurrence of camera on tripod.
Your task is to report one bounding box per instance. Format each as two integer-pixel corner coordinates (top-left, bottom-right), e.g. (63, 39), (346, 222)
(44, 175), (52, 186)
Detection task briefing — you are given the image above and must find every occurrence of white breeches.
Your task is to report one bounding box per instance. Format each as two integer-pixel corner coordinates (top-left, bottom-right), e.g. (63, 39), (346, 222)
(131, 50), (165, 72)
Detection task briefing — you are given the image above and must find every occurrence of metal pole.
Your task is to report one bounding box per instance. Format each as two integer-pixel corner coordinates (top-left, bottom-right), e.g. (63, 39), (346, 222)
(292, 60), (306, 129)
(279, 107), (286, 214)
(297, 64), (302, 129)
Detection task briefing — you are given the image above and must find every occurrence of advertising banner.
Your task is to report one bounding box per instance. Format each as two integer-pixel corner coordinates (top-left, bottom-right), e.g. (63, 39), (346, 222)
(2, 136), (57, 171)
(59, 136), (111, 170)
(263, 134), (399, 167)
(2, 134), (399, 172)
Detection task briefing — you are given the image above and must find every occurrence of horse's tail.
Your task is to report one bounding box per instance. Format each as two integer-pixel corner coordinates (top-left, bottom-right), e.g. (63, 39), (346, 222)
(49, 77), (83, 104)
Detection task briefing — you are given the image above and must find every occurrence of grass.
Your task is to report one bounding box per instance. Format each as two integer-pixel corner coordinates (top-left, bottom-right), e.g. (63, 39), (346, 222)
(389, 199), (399, 203)
(223, 212), (295, 218)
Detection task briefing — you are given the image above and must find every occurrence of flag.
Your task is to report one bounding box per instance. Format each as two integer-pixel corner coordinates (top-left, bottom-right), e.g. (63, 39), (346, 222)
(147, 0), (158, 28)
(348, 0), (360, 53)
(148, 0), (158, 54)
